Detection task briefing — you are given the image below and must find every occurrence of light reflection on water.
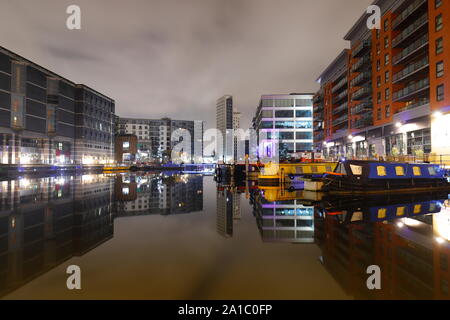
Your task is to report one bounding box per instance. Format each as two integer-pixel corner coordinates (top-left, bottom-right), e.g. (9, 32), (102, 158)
(0, 173), (450, 299)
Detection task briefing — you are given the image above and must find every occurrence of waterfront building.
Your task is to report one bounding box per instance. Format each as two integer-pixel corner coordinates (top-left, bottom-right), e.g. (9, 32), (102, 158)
(117, 117), (204, 163)
(314, 0), (450, 160)
(115, 134), (138, 163)
(253, 93), (314, 160)
(0, 46), (115, 166)
(216, 95), (235, 163)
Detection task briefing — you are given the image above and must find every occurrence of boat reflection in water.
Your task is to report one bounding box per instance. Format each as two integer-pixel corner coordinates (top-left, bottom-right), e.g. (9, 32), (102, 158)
(0, 173), (204, 298)
(253, 187), (450, 299)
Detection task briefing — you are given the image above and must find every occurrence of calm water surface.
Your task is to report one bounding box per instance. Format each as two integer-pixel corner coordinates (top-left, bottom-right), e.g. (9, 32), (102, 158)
(0, 173), (449, 300)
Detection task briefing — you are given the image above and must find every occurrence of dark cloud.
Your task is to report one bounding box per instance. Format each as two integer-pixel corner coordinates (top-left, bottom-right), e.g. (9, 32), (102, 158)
(0, 0), (373, 128)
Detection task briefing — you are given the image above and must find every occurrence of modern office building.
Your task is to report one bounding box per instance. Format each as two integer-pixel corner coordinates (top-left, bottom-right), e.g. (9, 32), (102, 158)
(314, 0), (450, 159)
(117, 117), (204, 163)
(216, 95), (235, 163)
(253, 93), (314, 160)
(0, 46), (115, 166)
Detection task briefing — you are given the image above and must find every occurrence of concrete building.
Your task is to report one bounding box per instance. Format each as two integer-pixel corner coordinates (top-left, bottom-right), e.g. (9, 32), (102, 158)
(216, 95), (234, 163)
(0, 46), (115, 166)
(253, 93), (314, 160)
(314, 0), (450, 161)
(117, 117), (204, 163)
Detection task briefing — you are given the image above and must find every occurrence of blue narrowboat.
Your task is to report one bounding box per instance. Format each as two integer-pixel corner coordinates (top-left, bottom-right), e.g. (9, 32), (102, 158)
(322, 160), (450, 195)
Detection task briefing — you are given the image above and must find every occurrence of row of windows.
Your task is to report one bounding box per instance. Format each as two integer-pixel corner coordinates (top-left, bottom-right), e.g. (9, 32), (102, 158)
(261, 109), (312, 118)
(261, 121), (313, 129)
(350, 164), (437, 177)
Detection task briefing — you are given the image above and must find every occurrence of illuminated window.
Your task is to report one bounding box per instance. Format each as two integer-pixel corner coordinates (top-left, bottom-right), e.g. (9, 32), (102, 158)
(377, 166), (387, 176)
(428, 166), (437, 176)
(413, 204), (422, 214)
(395, 166), (405, 176)
(378, 208), (387, 219)
(413, 166), (421, 176)
(396, 207), (405, 216)
(350, 165), (363, 175)
(123, 141), (130, 149)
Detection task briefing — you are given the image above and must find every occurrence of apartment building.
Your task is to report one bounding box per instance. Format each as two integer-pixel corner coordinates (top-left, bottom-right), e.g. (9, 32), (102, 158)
(314, 0), (450, 159)
(0, 46), (115, 166)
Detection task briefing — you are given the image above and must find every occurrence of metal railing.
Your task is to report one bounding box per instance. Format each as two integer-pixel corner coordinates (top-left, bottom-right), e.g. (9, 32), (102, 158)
(393, 34), (428, 65)
(392, 13), (428, 47)
(393, 56), (429, 83)
(392, 0), (427, 29)
(332, 77), (348, 93)
(393, 77), (429, 101)
(332, 102), (348, 115)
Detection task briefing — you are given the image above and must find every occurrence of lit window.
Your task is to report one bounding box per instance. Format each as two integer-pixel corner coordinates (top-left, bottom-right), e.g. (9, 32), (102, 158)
(413, 166), (421, 176)
(377, 166), (387, 176)
(123, 141), (130, 149)
(378, 208), (387, 219)
(396, 207), (405, 216)
(428, 166), (437, 176)
(395, 166), (405, 176)
(350, 165), (363, 175)
(414, 205), (422, 214)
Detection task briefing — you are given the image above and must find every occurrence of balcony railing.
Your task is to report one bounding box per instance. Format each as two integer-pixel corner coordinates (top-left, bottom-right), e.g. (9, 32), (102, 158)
(332, 89), (348, 105)
(392, 0), (427, 29)
(393, 56), (429, 83)
(353, 115), (372, 129)
(313, 93), (323, 103)
(352, 86), (371, 101)
(351, 101), (372, 115)
(395, 98), (429, 114)
(393, 34), (428, 65)
(350, 72), (371, 87)
(332, 77), (348, 93)
(314, 103), (324, 112)
(332, 114), (348, 127)
(352, 56), (371, 72)
(332, 102), (348, 115)
(352, 41), (371, 58)
(393, 78), (429, 101)
(392, 13), (428, 48)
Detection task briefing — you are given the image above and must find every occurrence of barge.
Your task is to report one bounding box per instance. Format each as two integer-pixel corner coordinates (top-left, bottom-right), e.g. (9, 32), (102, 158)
(322, 160), (450, 195)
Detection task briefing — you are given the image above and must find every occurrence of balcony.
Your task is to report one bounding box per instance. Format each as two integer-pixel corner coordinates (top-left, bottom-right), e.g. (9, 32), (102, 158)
(314, 110), (324, 119)
(332, 102), (348, 115)
(314, 102), (324, 112)
(314, 132), (324, 142)
(353, 115), (372, 129)
(352, 41), (371, 58)
(332, 77), (348, 93)
(393, 34), (428, 65)
(393, 56), (429, 83)
(332, 89), (348, 105)
(395, 98), (429, 114)
(350, 72), (371, 87)
(333, 114), (348, 127)
(351, 101), (372, 115)
(352, 86), (371, 101)
(352, 56), (371, 72)
(313, 93), (323, 104)
(392, 13), (428, 48)
(393, 78), (429, 102)
(392, 0), (427, 30)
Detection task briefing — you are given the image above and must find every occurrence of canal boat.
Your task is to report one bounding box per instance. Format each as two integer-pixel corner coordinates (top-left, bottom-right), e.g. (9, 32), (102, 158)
(321, 160), (450, 195)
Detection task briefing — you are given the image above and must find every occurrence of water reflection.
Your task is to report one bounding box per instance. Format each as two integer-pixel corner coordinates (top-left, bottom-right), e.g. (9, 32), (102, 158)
(216, 186), (241, 238)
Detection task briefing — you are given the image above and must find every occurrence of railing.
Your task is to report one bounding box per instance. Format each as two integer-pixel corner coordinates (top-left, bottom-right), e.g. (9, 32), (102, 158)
(393, 77), (429, 101)
(314, 102), (324, 112)
(392, 0), (427, 29)
(393, 34), (428, 65)
(392, 13), (428, 47)
(313, 94), (323, 103)
(350, 72), (371, 87)
(332, 102), (348, 115)
(352, 41), (371, 57)
(332, 114), (348, 126)
(351, 101), (372, 115)
(393, 56), (429, 83)
(324, 154), (450, 168)
(332, 77), (348, 93)
(352, 56), (371, 72)
(395, 98), (429, 114)
(352, 86), (371, 101)
(352, 115), (372, 129)
(332, 89), (348, 105)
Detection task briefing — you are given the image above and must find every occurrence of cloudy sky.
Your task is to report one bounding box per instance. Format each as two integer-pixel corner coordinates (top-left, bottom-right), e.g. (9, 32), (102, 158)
(0, 0), (372, 128)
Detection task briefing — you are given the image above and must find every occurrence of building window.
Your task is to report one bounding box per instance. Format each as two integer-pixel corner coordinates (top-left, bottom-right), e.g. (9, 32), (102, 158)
(377, 108), (381, 120)
(384, 53), (390, 65)
(377, 92), (382, 104)
(436, 14), (443, 31)
(377, 76), (381, 88)
(384, 19), (389, 32)
(376, 29), (380, 39)
(436, 0), (442, 8)
(385, 71), (390, 83)
(385, 105), (391, 118)
(437, 61), (444, 78)
(376, 43), (381, 55)
(436, 37), (444, 55)
(384, 37), (389, 49)
(123, 141), (130, 149)
(437, 84), (445, 101)
(377, 60), (381, 71)
(385, 88), (390, 100)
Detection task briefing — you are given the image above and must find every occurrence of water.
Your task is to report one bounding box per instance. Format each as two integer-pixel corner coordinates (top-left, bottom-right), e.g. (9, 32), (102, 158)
(0, 173), (449, 300)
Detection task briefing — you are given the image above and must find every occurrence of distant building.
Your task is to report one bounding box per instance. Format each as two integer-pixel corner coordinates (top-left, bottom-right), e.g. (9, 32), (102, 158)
(253, 93), (314, 160)
(0, 46), (115, 166)
(115, 134), (138, 163)
(117, 117), (204, 163)
(216, 95), (234, 163)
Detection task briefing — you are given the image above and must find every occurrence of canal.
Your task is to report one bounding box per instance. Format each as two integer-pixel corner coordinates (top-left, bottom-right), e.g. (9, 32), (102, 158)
(0, 173), (449, 299)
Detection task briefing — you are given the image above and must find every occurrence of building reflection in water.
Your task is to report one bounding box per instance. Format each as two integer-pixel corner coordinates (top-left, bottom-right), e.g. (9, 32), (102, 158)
(251, 188), (314, 243)
(0, 173), (204, 297)
(315, 194), (450, 299)
(216, 186), (242, 238)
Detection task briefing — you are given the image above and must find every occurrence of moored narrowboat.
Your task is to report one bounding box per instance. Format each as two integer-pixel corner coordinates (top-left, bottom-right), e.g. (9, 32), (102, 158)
(322, 160), (450, 195)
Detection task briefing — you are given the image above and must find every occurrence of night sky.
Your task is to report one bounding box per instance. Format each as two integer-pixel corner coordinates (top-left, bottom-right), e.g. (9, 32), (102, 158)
(0, 0), (372, 128)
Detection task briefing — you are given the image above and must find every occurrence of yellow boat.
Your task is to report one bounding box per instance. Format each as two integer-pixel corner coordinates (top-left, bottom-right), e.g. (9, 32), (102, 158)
(103, 165), (130, 172)
(258, 161), (337, 186)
